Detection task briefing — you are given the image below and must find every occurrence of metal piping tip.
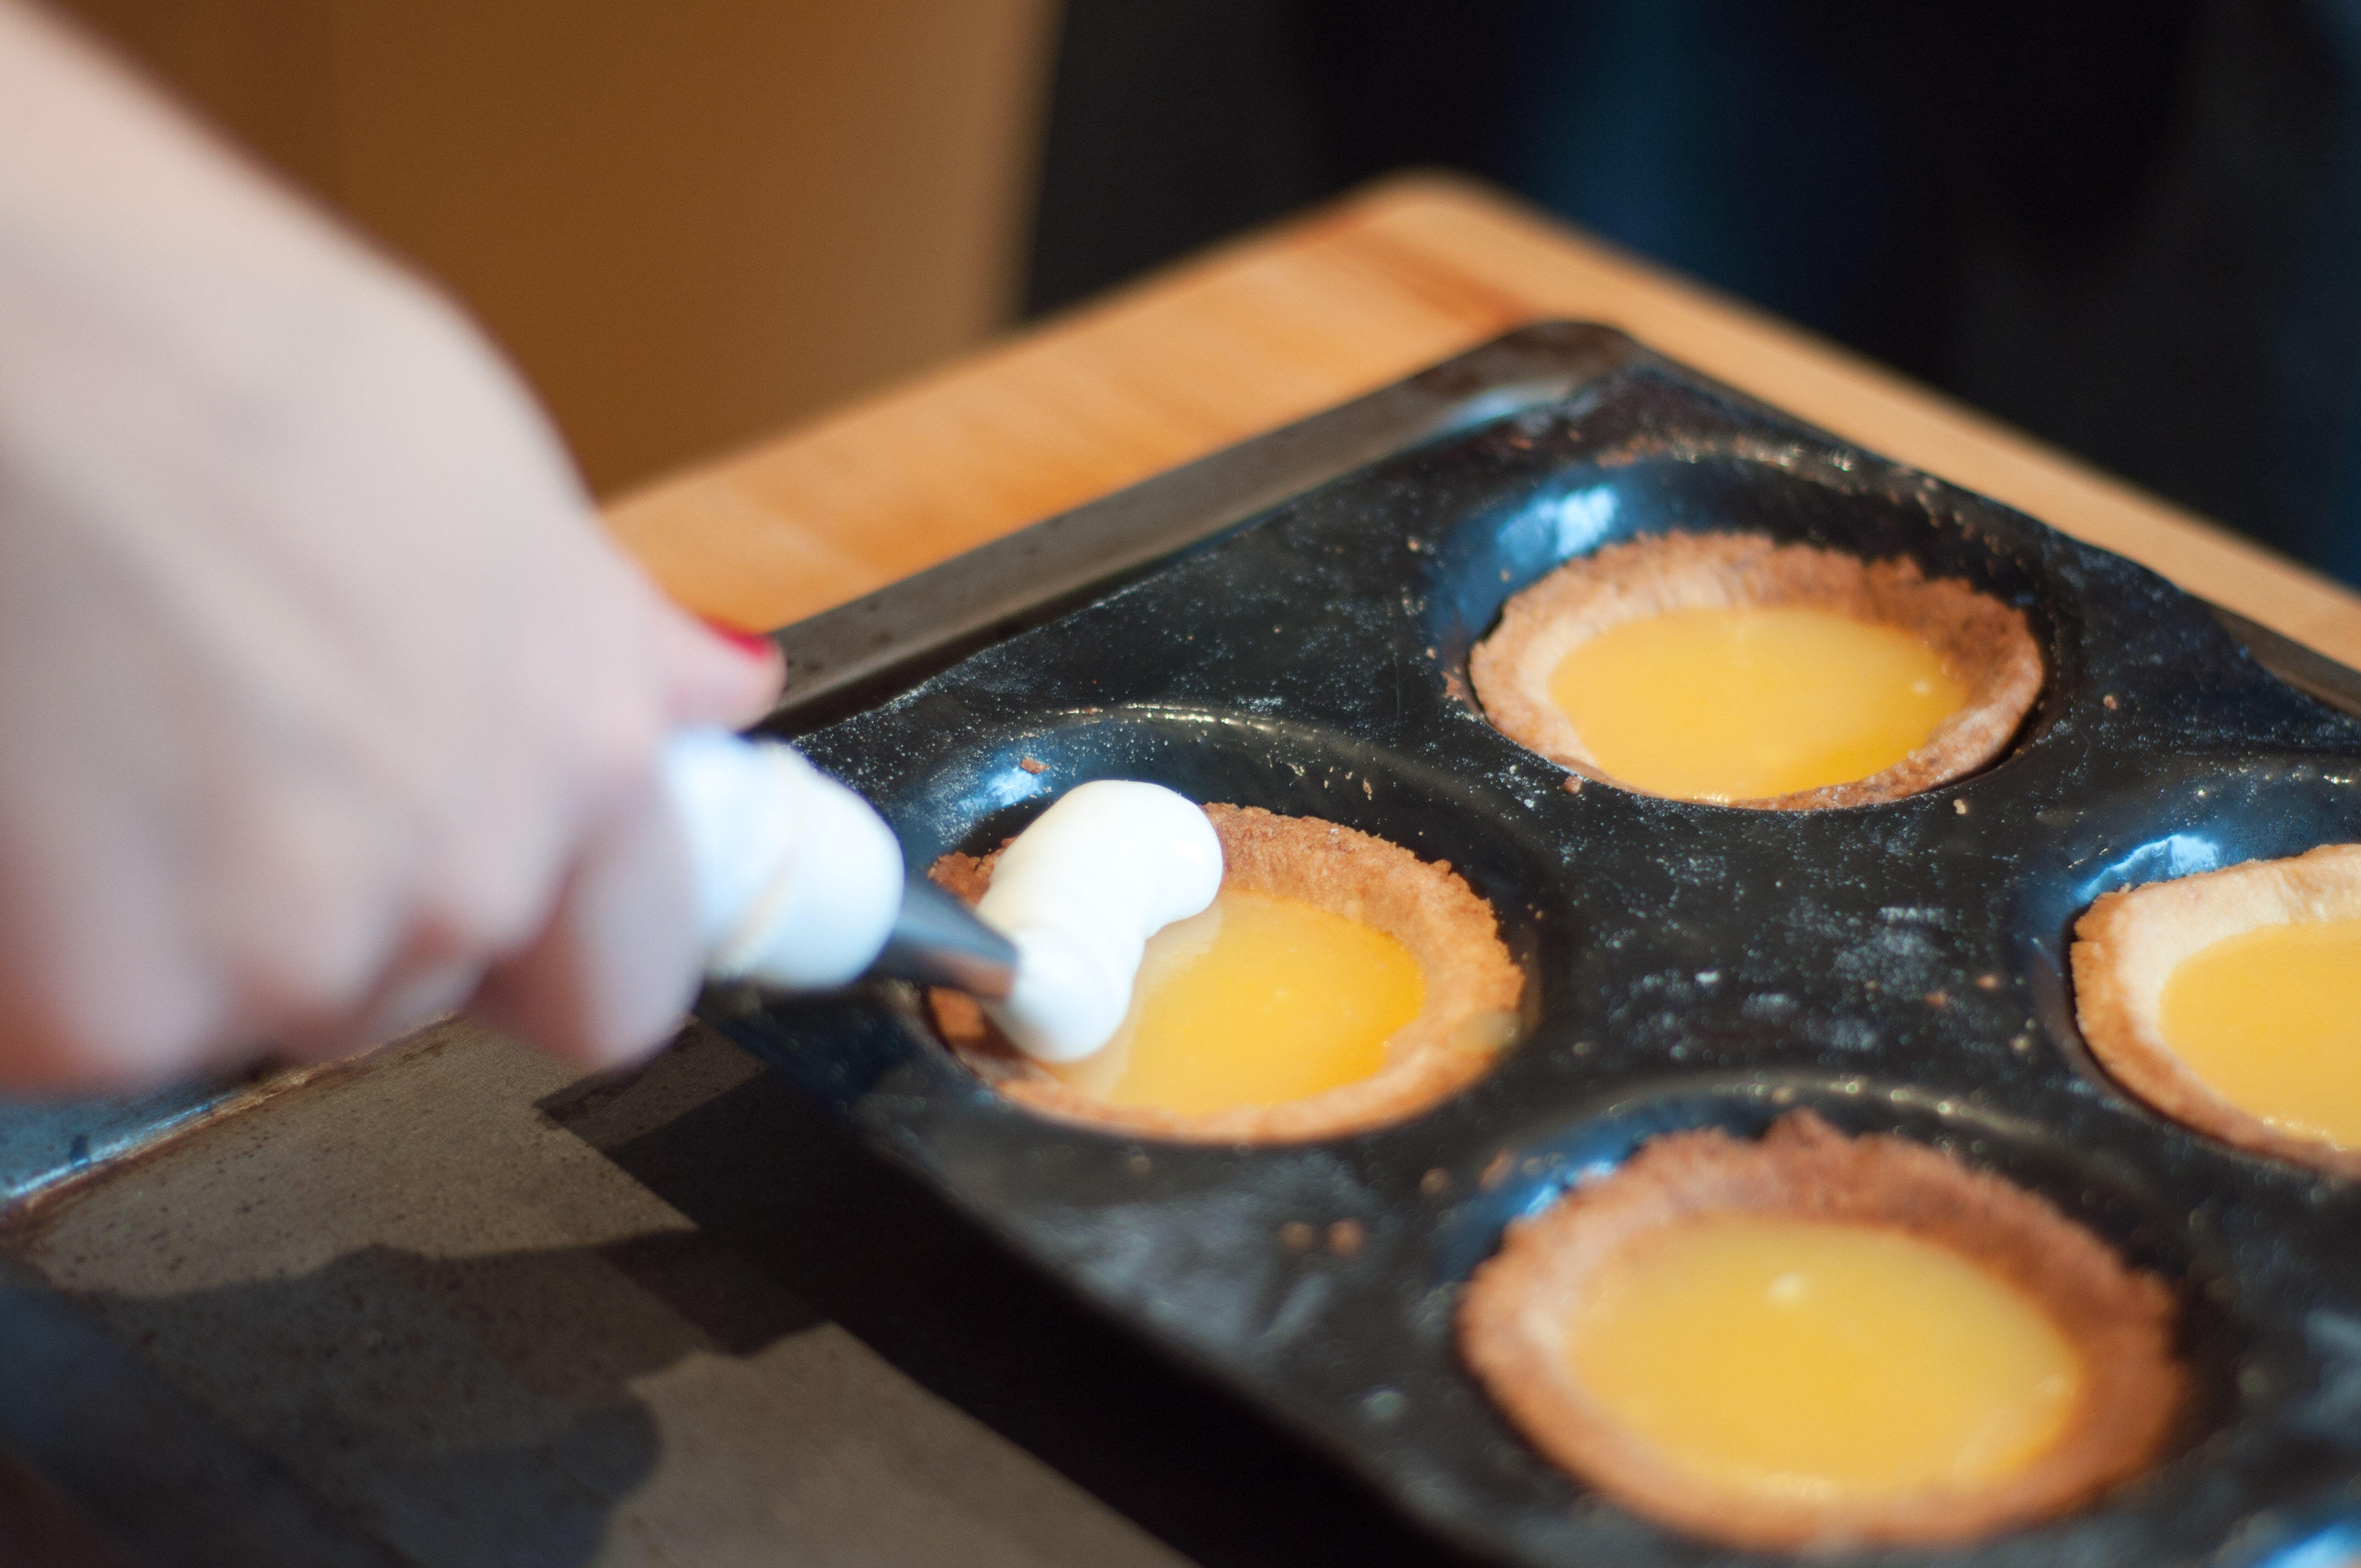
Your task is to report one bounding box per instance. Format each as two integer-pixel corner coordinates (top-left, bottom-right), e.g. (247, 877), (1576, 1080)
(866, 875), (1018, 999)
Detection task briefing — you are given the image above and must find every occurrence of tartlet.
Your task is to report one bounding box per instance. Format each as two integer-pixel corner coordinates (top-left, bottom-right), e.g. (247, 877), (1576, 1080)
(928, 802), (1523, 1142)
(1456, 1112), (2182, 1551)
(1469, 531), (2043, 808)
(2071, 842), (2361, 1179)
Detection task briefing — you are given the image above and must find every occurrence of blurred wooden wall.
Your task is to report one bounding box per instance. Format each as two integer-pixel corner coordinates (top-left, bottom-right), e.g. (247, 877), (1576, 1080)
(52, 0), (1060, 497)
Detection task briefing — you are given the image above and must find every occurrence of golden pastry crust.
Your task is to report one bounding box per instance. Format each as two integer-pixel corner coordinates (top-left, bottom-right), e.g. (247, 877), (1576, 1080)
(1457, 1112), (2182, 1552)
(927, 803), (1524, 1142)
(2071, 842), (2361, 1178)
(1468, 531), (2043, 809)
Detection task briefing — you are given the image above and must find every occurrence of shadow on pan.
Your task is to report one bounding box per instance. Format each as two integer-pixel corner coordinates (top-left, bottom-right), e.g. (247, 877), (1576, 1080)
(541, 1031), (1493, 1568)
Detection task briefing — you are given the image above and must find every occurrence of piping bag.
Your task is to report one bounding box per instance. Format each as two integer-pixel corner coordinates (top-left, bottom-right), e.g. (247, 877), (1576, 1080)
(660, 730), (1222, 1063)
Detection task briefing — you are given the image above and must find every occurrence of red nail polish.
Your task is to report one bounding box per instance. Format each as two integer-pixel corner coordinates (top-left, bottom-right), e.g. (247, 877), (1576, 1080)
(704, 620), (778, 659)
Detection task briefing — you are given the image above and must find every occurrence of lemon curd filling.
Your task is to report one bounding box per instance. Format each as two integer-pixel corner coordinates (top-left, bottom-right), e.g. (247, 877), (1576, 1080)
(2157, 917), (2361, 1150)
(1564, 1213), (2085, 1500)
(1046, 888), (1425, 1115)
(1546, 605), (1969, 802)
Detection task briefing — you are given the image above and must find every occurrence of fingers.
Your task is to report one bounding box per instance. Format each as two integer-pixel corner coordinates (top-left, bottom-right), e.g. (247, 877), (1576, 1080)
(0, 2), (777, 1088)
(463, 763), (703, 1070)
(392, 596), (770, 1074)
(265, 949), (480, 1068)
(648, 596), (785, 732)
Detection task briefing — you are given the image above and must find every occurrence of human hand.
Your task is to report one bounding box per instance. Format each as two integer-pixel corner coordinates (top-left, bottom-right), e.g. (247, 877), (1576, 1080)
(0, 3), (783, 1087)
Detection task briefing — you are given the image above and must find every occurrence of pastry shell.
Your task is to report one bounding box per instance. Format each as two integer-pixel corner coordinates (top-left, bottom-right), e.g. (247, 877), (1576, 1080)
(1469, 531), (2043, 809)
(1456, 1112), (2182, 1551)
(2071, 842), (2361, 1179)
(927, 803), (1523, 1142)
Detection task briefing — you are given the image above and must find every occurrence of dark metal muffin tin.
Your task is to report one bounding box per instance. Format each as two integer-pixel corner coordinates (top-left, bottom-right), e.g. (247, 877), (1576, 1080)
(712, 324), (2361, 1567)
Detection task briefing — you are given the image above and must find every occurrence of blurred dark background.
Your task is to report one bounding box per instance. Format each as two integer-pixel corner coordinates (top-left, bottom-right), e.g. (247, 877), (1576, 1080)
(64, 0), (2361, 589)
(1027, 0), (2361, 587)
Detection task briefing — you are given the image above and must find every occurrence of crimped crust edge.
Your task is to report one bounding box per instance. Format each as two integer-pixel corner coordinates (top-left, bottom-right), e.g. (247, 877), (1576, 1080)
(1455, 1111), (2183, 1550)
(927, 803), (1525, 1142)
(1468, 531), (2042, 809)
(2071, 842), (2361, 1179)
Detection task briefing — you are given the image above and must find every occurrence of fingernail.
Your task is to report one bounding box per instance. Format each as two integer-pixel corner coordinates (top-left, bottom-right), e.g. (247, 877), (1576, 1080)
(704, 619), (779, 660)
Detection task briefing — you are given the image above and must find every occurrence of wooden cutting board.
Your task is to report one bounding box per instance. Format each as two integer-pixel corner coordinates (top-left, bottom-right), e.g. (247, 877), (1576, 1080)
(605, 172), (2361, 672)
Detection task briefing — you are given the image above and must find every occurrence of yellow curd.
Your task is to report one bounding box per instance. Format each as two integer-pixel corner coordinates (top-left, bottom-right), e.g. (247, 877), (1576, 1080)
(2158, 916), (2361, 1150)
(1564, 1213), (2084, 1500)
(1547, 605), (1967, 801)
(1048, 888), (1424, 1114)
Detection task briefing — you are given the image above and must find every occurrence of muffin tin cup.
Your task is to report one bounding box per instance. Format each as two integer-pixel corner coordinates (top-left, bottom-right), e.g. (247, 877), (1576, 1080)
(715, 325), (2361, 1566)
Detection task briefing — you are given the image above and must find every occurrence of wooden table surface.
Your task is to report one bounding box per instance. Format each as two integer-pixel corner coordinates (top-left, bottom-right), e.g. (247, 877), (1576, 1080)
(608, 172), (2361, 672)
